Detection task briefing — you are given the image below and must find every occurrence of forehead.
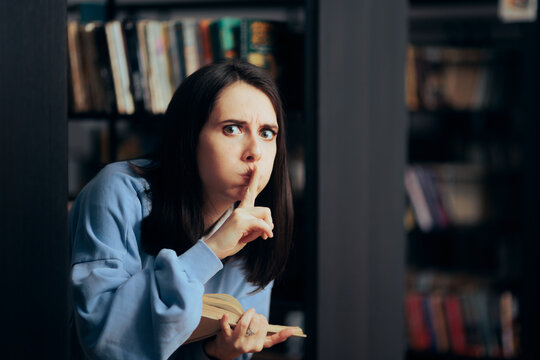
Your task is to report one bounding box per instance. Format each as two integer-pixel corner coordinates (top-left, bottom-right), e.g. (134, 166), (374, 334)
(210, 81), (277, 124)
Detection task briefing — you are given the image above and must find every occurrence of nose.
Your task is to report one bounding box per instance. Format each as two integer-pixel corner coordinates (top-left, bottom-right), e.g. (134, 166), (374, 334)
(242, 134), (262, 162)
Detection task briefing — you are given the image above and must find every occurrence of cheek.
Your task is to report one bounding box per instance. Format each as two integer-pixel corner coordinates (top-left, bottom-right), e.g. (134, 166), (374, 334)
(259, 148), (277, 189)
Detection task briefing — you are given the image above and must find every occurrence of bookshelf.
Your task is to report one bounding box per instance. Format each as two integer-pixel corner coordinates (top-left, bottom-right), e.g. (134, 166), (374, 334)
(405, 1), (539, 359)
(4, 0), (411, 358)
(66, 0), (411, 359)
(67, 0), (310, 358)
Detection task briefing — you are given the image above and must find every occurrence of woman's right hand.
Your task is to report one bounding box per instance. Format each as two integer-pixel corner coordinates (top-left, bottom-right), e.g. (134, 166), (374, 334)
(204, 165), (274, 260)
(203, 309), (295, 360)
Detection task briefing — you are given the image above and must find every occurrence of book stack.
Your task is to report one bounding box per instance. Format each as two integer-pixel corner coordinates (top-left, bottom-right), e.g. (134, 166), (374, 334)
(405, 46), (513, 111)
(405, 271), (519, 358)
(404, 164), (488, 232)
(67, 18), (289, 115)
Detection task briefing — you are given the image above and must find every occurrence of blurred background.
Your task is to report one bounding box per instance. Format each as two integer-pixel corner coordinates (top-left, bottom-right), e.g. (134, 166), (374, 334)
(1, 0), (539, 359)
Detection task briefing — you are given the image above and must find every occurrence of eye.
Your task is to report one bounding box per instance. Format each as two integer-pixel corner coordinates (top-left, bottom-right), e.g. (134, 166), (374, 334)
(223, 125), (241, 135)
(260, 129), (277, 140)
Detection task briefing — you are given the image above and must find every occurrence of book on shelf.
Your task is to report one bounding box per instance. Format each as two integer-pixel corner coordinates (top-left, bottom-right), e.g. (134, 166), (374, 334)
(93, 23), (117, 113)
(405, 46), (512, 111)
(182, 18), (203, 77)
(123, 18), (146, 113)
(186, 293), (306, 344)
(427, 293), (450, 353)
(168, 19), (187, 90)
(136, 20), (152, 113)
(105, 21), (135, 115)
(404, 167), (434, 232)
(240, 19), (287, 82)
(405, 271), (519, 358)
(198, 19), (214, 66)
(68, 17), (296, 116)
(404, 164), (488, 232)
(405, 292), (432, 351)
(80, 22), (108, 113)
(210, 18), (242, 62)
(68, 21), (91, 113)
(443, 294), (468, 355)
(144, 20), (175, 114)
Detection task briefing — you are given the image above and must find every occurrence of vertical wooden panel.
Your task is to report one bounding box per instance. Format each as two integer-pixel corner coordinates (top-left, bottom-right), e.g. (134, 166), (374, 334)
(0, 0), (68, 357)
(520, 17), (540, 360)
(317, 0), (407, 358)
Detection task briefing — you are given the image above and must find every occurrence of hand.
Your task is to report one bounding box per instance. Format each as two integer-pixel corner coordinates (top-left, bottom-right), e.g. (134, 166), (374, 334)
(204, 165), (274, 260)
(203, 309), (297, 360)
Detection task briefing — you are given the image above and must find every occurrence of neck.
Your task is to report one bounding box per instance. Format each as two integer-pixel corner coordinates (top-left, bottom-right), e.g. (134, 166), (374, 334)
(202, 194), (233, 231)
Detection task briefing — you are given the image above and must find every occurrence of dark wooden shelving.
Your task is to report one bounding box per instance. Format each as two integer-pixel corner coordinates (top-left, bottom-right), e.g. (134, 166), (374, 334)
(404, 1), (538, 359)
(407, 349), (518, 360)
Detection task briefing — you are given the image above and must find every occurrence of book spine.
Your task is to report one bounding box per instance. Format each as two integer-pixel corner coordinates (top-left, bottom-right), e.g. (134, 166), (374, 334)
(404, 167), (434, 232)
(461, 292), (486, 357)
(105, 21), (126, 114)
(94, 23), (117, 113)
(167, 21), (181, 90)
(159, 21), (175, 111)
(123, 18), (145, 113)
(113, 21), (135, 114)
(422, 294), (438, 352)
(500, 291), (517, 358)
(198, 19), (213, 66)
(136, 20), (152, 113)
(405, 292), (432, 351)
(182, 18), (202, 77)
(444, 295), (468, 355)
(79, 23), (104, 112)
(145, 21), (162, 114)
(211, 18), (241, 61)
(67, 21), (90, 113)
(429, 294), (450, 353)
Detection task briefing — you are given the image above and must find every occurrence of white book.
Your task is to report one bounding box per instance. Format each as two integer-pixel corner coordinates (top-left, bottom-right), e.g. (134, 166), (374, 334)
(106, 21), (134, 114)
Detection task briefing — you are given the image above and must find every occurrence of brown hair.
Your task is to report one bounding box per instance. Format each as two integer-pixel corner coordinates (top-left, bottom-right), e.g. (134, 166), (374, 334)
(131, 60), (293, 289)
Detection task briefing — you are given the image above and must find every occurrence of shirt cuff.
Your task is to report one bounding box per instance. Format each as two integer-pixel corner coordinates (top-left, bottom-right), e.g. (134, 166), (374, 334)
(178, 240), (223, 285)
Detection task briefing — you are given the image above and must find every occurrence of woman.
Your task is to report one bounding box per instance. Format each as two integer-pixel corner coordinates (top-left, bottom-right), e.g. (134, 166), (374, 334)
(69, 60), (295, 359)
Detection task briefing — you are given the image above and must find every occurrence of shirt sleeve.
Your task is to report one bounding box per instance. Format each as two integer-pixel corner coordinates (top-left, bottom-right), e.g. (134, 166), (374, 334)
(69, 166), (223, 360)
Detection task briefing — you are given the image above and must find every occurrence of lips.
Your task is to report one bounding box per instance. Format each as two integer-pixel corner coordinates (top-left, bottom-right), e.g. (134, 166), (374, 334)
(240, 169), (253, 182)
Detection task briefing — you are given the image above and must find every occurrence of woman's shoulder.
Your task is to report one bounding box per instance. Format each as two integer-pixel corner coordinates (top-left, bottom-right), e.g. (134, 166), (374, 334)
(87, 160), (149, 196)
(69, 160), (152, 266)
(71, 160), (151, 218)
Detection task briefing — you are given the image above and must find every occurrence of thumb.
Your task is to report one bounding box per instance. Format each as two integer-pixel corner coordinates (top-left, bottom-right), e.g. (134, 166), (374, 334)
(220, 314), (233, 337)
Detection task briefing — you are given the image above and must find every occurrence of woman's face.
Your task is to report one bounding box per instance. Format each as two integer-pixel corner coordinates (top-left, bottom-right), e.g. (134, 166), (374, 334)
(197, 81), (278, 208)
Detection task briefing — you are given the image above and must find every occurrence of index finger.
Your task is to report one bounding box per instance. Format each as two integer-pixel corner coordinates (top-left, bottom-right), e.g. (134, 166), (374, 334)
(239, 165), (259, 208)
(264, 328), (296, 348)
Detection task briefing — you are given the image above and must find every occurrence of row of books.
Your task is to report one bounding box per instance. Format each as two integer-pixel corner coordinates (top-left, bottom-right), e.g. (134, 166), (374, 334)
(405, 46), (514, 111)
(68, 17), (289, 115)
(404, 164), (488, 232)
(405, 272), (519, 358)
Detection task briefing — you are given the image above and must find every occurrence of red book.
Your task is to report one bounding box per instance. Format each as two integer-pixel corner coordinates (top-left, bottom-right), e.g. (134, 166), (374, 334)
(444, 295), (468, 355)
(405, 293), (432, 351)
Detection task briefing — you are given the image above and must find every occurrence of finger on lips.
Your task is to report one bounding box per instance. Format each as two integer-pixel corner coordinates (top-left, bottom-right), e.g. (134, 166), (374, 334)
(239, 165), (259, 208)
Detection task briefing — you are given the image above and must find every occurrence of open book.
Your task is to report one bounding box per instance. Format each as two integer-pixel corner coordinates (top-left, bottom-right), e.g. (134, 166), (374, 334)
(185, 293), (306, 343)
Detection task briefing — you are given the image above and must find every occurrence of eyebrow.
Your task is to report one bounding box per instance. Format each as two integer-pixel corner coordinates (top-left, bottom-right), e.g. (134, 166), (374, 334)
(220, 119), (279, 132)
